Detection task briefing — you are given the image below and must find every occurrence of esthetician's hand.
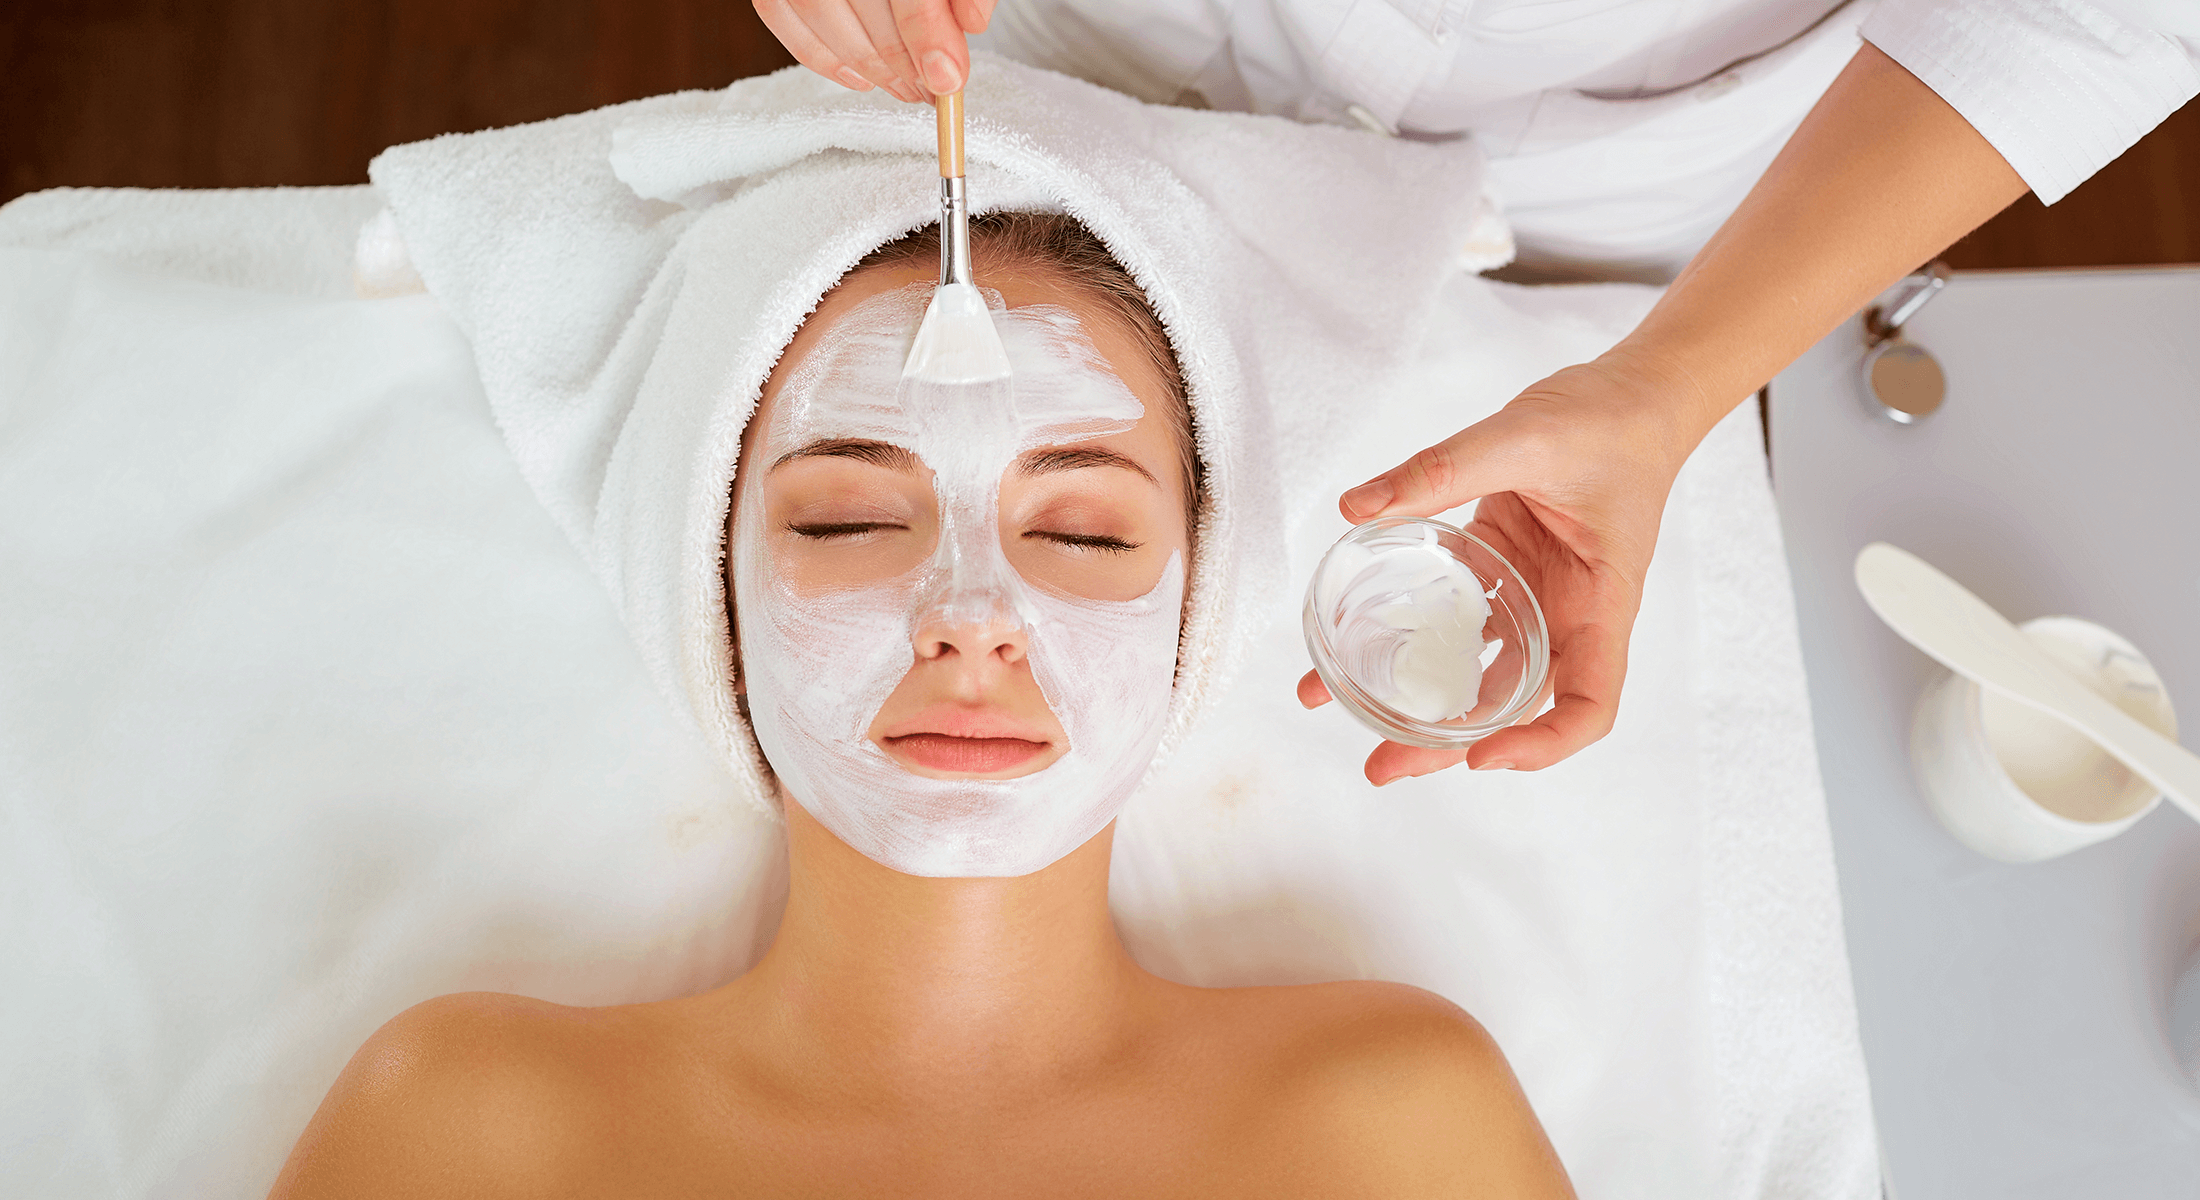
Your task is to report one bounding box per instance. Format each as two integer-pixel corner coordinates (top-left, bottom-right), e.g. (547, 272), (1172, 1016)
(1301, 41), (2031, 786)
(1296, 350), (1707, 784)
(754, 0), (995, 102)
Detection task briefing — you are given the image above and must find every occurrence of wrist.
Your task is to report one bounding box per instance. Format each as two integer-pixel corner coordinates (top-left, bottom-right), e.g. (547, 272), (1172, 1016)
(1588, 338), (1741, 460)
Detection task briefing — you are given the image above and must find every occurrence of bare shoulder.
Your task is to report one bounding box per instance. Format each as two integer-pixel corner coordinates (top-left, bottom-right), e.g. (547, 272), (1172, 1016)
(1227, 981), (1576, 1199)
(268, 992), (628, 1199)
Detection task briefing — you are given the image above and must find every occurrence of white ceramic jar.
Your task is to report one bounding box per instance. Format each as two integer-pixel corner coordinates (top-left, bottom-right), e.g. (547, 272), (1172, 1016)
(1911, 615), (2179, 863)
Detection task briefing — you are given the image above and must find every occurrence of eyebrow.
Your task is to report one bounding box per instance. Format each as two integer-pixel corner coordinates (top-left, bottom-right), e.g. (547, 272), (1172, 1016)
(1018, 446), (1159, 487)
(775, 439), (1159, 487)
(771, 438), (920, 472)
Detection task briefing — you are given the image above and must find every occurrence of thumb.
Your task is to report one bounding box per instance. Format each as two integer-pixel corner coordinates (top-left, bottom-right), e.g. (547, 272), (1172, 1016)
(1339, 411), (1535, 522)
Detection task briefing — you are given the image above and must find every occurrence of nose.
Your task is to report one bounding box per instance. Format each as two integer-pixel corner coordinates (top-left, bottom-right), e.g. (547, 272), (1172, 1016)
(910, 491), (1029, 673)
(911, 590), (1029, 667)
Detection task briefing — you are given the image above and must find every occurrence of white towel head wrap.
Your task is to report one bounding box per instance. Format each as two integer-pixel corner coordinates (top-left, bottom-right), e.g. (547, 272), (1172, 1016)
(366, 56), (1499, 820)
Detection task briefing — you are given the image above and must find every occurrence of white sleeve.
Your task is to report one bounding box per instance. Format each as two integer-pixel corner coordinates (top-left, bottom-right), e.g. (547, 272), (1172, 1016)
(1860, 0), (2199, 203)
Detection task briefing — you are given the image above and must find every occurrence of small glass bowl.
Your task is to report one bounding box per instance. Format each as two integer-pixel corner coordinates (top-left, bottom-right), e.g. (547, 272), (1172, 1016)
(1303, 516), (1550, 749)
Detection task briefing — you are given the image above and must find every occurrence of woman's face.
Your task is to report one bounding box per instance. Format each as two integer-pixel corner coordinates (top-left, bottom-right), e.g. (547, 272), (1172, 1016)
(726, 259), (1191, 876)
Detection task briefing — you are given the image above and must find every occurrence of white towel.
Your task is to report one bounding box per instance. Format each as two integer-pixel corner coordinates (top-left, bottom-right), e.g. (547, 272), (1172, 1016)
(0, 185), (381, 299)
(366, 56), (1505, 815)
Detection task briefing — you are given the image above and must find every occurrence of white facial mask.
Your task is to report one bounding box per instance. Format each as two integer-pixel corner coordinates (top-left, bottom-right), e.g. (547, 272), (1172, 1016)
(732, 284), (1184, 878)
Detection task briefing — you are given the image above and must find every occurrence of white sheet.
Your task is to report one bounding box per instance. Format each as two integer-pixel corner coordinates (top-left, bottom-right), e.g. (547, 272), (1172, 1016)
(0, 188), (1874, 1198)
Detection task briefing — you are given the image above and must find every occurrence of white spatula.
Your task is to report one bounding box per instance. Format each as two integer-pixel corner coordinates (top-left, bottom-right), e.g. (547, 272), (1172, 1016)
(1853, 541), (2200, 820)
(903, 90), (1010, 385)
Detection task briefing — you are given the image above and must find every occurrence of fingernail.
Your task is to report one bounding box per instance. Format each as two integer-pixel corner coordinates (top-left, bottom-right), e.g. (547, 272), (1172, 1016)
(1473, 759), (1513, 772)
(1341, 477), (1394, 519)
(1374, 774), (1399, 787)
(922, 51), (964, 94)
(833, 67), (873, 91)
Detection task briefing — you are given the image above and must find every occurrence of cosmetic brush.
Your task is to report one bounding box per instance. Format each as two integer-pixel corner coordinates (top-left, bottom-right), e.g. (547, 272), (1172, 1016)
(901, 89), (1010, 385)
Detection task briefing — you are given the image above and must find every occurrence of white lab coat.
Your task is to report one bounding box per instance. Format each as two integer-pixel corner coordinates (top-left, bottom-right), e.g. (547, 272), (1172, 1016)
(977, 0), (2199, 272)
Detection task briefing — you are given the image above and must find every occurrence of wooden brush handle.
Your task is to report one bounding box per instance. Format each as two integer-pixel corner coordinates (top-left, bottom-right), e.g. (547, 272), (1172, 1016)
(935, 90), (964, 178)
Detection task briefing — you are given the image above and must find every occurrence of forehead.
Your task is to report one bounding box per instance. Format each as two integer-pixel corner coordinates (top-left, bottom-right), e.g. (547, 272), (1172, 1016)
(756, 278), (1147, 454)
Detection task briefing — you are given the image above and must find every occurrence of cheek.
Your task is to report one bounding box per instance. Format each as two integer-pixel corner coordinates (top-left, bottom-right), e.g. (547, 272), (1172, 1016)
(771, 523), (934, 594)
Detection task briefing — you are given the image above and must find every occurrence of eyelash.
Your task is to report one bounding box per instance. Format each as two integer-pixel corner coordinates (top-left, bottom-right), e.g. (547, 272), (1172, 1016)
(787, 522), (902, 541)
(1029, 531), (1142, 555)
(786, 523), (1141, 555)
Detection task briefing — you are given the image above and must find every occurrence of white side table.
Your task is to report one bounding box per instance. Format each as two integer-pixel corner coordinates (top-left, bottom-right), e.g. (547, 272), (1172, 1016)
(1768, 266), (2200, 1198)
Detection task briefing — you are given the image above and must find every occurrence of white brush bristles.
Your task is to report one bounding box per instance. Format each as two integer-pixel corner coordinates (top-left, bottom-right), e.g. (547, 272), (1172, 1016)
(902, 282), (1011, 384)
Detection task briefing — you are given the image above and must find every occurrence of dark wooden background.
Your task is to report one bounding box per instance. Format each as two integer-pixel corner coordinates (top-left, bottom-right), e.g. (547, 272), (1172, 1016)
(2, 0), (2194, 269)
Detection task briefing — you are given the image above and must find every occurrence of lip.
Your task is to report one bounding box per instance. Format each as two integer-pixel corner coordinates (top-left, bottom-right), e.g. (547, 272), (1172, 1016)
(883, 732), (1053, 774)
(877, 705), (1053, 742)
(875, 705), (1059, 776)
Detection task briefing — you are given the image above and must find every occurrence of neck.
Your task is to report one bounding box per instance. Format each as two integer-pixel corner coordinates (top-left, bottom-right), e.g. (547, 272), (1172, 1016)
(731, 798), (1145, 1091)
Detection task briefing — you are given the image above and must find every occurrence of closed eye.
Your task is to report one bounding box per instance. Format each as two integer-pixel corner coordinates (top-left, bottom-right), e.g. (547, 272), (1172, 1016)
(788, 521), (906, 540)
(1027, 531), (1142, 554)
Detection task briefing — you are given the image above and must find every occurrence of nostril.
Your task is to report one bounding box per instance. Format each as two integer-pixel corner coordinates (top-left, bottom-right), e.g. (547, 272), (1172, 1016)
(911, 614), (1028, 666)
(914, 635), (957, 661)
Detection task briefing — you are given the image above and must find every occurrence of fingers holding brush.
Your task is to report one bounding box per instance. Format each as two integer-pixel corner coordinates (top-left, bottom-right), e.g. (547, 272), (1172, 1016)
(755, 0), (921, 100)
(754, 0), (992, 100)
(893, 0), (990, 93)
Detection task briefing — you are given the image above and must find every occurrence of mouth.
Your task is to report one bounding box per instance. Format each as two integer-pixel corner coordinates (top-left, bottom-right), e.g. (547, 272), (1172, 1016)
(881, 733), (1053, 774)
(875, 705), (1059, 776)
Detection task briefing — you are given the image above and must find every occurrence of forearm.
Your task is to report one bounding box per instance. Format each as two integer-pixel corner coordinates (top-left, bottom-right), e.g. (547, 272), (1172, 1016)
(1610, 40), (2029, 446)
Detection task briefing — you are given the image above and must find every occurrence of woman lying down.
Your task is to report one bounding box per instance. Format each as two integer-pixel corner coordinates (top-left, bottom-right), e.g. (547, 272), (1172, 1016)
(268, 213), (1572, 1196)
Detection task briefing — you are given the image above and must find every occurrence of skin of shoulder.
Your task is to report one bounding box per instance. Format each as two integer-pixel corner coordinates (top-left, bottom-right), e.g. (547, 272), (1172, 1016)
(1230, 981), (1576, 1199)
(268, 982), (1573, 1199)
(267, 991), (622, 1200)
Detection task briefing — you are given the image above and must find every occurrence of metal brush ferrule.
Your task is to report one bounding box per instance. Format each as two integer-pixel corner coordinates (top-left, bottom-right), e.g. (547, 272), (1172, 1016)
(939, 175), (973, 288)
